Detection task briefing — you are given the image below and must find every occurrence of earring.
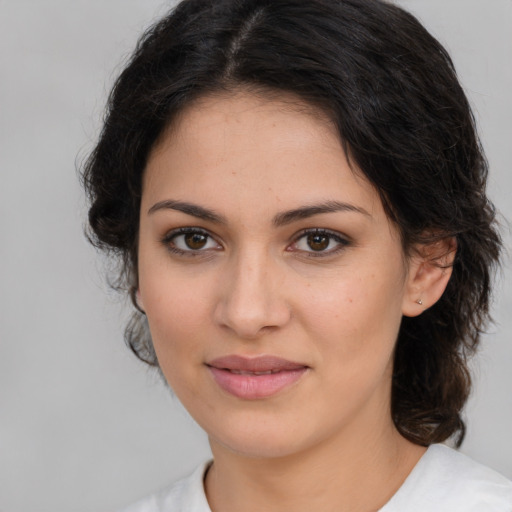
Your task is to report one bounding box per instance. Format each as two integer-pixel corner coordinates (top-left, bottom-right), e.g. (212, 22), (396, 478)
(416, 299), (423, 305)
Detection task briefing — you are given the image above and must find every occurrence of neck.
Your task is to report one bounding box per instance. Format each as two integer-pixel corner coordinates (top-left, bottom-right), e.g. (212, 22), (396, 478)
(205, 412), (425, 512)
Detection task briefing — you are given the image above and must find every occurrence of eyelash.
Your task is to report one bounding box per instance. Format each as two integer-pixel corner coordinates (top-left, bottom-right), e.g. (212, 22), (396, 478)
(161, 227), (220, 257)
(289, 228), (350, 258)
(161, 227), (350, 258)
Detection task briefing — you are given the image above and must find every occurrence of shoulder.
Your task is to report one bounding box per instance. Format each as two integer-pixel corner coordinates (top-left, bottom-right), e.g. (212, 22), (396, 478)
(117, 461), (212, 512)
(381, 444), (512, 511)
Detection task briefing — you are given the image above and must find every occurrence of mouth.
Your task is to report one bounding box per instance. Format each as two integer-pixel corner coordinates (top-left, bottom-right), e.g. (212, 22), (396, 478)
(226, 369), (282, 375)
(206, 355), (309, 400)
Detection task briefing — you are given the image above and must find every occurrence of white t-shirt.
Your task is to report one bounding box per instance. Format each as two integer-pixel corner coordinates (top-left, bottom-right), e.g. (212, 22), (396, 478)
(120, 444), (512, 511)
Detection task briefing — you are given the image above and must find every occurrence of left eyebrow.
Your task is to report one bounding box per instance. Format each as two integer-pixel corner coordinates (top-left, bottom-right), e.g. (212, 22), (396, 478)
(273, 201), (370, 227)
(147, 199), (226, 224)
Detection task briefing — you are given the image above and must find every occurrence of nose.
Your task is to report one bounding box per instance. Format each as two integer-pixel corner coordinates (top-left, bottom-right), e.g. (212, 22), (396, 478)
(213, 249), (291, 340)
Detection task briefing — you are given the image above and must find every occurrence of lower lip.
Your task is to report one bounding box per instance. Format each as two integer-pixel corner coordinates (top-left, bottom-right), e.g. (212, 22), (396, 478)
(208, 366), (308, 399)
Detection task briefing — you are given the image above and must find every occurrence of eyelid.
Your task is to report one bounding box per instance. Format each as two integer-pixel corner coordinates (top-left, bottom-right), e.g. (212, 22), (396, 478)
(288, 228), (351, 256)
(161, 226), (350, 257)
(161, 227), (223, 255)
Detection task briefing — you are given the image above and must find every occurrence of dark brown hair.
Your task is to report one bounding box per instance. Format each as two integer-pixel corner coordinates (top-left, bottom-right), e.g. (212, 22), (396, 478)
(82, 0), (501, 447)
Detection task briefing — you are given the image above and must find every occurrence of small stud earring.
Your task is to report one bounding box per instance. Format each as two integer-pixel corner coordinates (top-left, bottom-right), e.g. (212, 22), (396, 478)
(416, 299), (423, 305)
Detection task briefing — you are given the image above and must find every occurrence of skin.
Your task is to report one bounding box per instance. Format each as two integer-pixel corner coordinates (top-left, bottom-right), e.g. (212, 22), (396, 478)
(137, 91), (453, 512)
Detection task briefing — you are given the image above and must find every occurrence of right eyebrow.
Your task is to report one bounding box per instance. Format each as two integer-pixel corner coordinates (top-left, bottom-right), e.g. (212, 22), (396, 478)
(147, 199), (227, 224)
(272, 200), (371, 227)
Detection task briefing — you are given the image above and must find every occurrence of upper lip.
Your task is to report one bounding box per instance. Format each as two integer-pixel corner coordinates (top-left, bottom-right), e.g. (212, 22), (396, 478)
(207, 355), (308, 373)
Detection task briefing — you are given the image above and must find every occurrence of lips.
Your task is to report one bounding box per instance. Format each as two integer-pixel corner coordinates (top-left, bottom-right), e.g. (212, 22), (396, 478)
(206, 355), (309, 399)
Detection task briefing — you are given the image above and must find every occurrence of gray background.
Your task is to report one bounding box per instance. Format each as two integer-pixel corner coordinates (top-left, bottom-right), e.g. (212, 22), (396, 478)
(0, 1), (510, 511)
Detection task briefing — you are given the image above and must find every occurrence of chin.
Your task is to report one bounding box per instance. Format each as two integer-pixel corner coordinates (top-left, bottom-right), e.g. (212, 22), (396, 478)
(211, 431), (310, 460)
(203, 409), (326, 460)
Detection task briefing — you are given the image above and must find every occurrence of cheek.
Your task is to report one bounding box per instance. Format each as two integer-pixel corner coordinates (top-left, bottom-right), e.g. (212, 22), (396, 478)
(296, 271), (405, 423)
(143, 276), (211, 342)
(147, 282), (209, 329)
(138, 257), (215, 379)
(296, 264), (405, 362)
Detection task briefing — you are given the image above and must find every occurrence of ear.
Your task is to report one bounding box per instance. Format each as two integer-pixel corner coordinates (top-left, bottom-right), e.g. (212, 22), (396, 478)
(402, 237), (456, 317)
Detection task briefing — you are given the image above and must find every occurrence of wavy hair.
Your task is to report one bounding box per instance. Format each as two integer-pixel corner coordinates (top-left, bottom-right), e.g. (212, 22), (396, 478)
(82, 0), (501, 447)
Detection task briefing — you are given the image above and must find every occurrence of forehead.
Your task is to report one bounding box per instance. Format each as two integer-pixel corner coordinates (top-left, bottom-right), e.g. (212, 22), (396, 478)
(142, 91), (382, 220)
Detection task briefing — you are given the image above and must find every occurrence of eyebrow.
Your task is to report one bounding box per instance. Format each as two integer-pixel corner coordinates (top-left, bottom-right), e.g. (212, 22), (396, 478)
(147, 199), (370, 226)
(148, 199), (227, 224)
(272, 200), (370, 227)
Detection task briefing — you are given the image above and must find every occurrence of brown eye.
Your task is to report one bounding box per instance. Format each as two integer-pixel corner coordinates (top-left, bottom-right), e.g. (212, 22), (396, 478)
(291, 229), (349, 255)
(184, 232), (208, 250)
(166, 229), (220, 253)
(307, 233), (330, 251)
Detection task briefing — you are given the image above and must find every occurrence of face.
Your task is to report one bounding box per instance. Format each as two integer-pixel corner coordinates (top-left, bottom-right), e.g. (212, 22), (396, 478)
(138, 92), (415, 459)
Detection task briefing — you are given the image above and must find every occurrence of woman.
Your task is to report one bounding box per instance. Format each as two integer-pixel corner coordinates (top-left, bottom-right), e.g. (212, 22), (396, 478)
(82, 0), (511, 510)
